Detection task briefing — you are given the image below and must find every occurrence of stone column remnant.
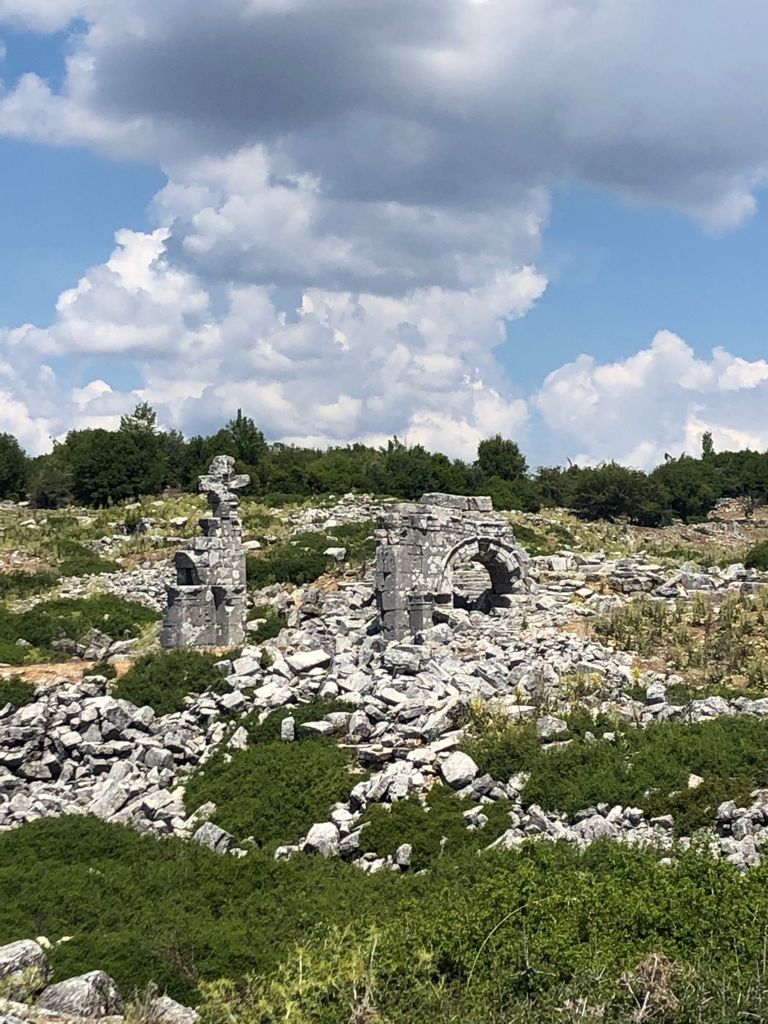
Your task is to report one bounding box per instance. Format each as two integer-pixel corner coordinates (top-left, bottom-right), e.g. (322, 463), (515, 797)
(374, 492), (529, 641)
(160, 455), (250, 648)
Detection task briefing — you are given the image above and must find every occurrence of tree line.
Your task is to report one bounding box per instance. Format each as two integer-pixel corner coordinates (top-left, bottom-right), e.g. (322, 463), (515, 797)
(1, 405), (767, 524)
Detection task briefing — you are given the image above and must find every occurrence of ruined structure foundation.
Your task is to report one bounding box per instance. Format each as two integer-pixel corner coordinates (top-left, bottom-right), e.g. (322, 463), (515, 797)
(160, 455), (249, 649)
(374, 492), (529, 641)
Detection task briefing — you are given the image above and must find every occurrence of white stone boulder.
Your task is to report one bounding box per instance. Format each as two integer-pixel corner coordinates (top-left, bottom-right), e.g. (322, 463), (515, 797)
(37, 970), (124, 1018)
(440, 752), (478, 789)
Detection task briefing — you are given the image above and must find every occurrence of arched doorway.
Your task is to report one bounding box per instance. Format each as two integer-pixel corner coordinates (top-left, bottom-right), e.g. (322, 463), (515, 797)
(437, 537), (523, 612)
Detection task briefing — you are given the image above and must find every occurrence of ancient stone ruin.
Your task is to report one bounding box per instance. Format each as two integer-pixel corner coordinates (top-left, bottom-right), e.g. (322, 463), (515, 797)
(374, 492), (529, 641)
(160, 455), (249, 648)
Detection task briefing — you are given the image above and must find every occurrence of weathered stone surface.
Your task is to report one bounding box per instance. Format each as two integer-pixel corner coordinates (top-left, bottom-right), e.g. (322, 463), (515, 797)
(374, 493), (529, 640)
(192, 821), (234, 854)
(286, 650), (331, 674)
(303, 822), (340, 856)
(0, 941), (50, 996)
(161, 456), (249, 649)
(148, 995), (200, 1024)
(440, 752), (478, 789)
(37, 971), (124, 1018)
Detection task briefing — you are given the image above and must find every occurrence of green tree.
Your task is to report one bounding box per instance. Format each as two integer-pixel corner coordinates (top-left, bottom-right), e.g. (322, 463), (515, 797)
(65, 428), (165, 506)
(119, 401), (158, 435)
(702, 430), (715, 459)
(476, 435), (528, 481)
(225, 410), (268, 466)
(27, 445), (73, 509)
(651, 455), (719, 521)
(571, 462), (662, 525)
(0, 433), (28, 500)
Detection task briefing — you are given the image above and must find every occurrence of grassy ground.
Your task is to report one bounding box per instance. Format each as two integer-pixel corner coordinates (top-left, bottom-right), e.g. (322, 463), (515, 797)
(4, 818), (768, 1022)
(594, 591), (768, 692)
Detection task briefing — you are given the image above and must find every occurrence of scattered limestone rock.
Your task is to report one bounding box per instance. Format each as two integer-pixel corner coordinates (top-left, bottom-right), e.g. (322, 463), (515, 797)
(440, 752), (478, 789)
(37, 971), (124, 1019)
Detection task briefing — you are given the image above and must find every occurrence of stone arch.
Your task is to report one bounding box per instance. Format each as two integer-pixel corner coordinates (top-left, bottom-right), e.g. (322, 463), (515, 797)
(437, 536), (524, 606)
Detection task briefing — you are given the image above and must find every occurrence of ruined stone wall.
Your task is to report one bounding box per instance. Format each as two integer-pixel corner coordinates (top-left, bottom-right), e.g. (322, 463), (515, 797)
(374, 492), (529, 640)
(160, 455), (249, 649)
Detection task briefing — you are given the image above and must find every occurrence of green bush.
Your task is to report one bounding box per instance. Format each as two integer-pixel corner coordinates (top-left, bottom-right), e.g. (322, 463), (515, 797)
(246, 544), (329, 587)
(0, 675), (35, 708)
(0, 571), (59, 600)
(360, 786), (512, 870)
(0, 595), (158, 665)
(745, 540), (768, 571)
(0, 595), (157, 648)
(112, 650), (229, 715)
(85, 659), (117, 681)
(246, 605), (286, 643)
(184, 702), (355, 847)
(7, 817), (768, 1021)
(467, 715), (768, 835)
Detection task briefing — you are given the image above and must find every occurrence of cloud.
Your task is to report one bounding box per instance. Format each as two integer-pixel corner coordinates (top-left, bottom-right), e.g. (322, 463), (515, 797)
(4, 1), (768, 226)
(1, 1), (768, 469)
(1, 229), (545, 459)
(0, 0), (92, 32)
(533, 332), (768, 469)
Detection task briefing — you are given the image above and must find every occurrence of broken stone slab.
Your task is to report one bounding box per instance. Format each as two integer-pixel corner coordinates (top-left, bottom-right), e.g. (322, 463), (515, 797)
(149, 994), (200, 1024)
(440, 751), (478, 789)
(536, 715), (568, 741)
(37, 971), (124, 1018)
(192, 821), (234, 854)
(286, 650), (332, 674)
(303, 822), (340, 857)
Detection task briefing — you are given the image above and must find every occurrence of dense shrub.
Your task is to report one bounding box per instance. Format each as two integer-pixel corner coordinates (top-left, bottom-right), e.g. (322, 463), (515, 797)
(467, 715), (768, 834)
(112, 650), (229, 715)
(7, 818), (768, 1021)
(0, 595), (158, 665)
(184, 702), (355, 847)
(745, 540), (768, 571)
(246, 605), (286, 643)
(0, 675), (35, 708)
(246, 544), (330, 587)
(360, 786), (512, 870)
(85, 659), (117, 680)
(0, 571), (59, 600)
(53, 540), (121, 577)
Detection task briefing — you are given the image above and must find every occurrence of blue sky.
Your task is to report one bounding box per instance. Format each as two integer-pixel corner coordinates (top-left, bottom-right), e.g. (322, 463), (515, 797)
(1, 2), (767, 466)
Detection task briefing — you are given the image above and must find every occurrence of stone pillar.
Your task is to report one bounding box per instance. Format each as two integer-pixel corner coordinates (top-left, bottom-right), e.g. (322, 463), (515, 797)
(160, 456), (250, 649)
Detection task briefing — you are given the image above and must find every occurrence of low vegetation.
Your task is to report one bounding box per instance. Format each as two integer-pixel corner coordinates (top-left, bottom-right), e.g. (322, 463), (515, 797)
(0, 570), (59, 600)
(6, 817), (768, 1021)
(112, 650), (230, 715)
(0, 594), (159, 666)
(246, 544), (331, 588)
(0, 675), (35, 708)
(184, 703), (355, 848)
(246, 521), (377, 588)
(594, 591), (768, 690)
(359, 785), (513, 870)
(245, 605), (286, 644)
(745, 539), (768, 570)
(466, 713), (768, 835)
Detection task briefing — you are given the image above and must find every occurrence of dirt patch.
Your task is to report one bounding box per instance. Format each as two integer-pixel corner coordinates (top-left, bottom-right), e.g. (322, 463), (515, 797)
(0, 659), (133, 687)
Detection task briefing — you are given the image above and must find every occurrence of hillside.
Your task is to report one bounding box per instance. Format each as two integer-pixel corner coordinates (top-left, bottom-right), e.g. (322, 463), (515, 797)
(3, 491), (768, 1022)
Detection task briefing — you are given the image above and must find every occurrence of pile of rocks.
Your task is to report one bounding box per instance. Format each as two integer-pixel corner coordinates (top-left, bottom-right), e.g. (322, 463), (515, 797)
(286, 494), (387, 533)
(3, 535), (768, 870)
(56, 564), (172, 612)
(0, 938), (196, 1024)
